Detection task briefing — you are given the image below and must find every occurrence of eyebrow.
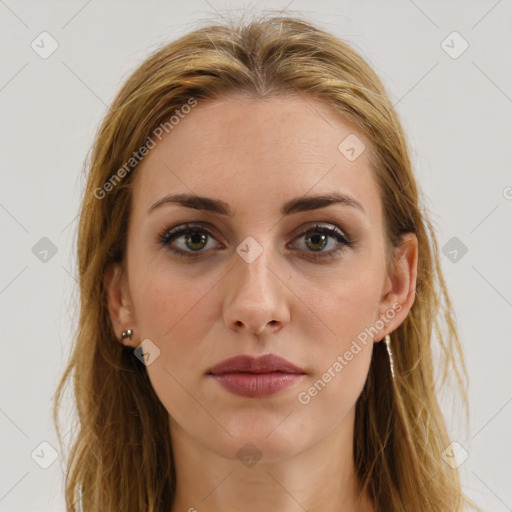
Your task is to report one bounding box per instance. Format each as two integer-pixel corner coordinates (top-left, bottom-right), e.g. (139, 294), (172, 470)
(147, 192), (365, 216)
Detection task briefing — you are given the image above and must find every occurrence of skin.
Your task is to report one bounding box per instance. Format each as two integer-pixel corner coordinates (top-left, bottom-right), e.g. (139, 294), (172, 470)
(106, 93), (418, 512)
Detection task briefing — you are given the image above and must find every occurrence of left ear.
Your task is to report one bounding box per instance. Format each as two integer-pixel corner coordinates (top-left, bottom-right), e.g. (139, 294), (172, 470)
(375, 232), (418, 341)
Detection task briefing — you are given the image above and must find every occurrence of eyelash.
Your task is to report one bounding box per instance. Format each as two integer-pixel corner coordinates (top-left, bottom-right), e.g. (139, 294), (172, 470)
(156, 222), (354, 261)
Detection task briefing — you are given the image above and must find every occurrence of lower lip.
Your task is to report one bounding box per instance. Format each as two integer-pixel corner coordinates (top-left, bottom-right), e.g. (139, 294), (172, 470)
(209, 372), (304, 398)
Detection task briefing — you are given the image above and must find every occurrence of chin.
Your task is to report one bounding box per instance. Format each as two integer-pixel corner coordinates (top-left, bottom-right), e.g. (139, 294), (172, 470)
(210, 419), (312, 464)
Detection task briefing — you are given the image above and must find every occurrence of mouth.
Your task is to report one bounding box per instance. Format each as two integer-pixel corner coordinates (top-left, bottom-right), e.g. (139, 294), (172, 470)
(206, 353), (306, 398)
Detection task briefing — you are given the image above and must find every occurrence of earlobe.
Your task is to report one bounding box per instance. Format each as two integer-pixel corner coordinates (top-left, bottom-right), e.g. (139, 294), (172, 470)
(376, 233), (418, 341)
(105, 263), (137, 347)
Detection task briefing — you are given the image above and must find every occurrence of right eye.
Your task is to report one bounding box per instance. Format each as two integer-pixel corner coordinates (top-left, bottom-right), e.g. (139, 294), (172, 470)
(157, 223), (223, 258)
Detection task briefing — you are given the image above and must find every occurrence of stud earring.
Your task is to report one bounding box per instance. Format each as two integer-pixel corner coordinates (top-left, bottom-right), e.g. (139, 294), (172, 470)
(121, 329), (133, 341)
(384, 333), (395, 379)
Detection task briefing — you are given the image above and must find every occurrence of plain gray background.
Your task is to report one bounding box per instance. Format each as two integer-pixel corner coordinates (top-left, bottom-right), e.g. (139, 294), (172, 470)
(1, 1), (511, 510)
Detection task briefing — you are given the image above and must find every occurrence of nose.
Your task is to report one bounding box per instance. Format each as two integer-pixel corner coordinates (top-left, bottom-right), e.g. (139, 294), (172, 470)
(223, 242), (290, 336)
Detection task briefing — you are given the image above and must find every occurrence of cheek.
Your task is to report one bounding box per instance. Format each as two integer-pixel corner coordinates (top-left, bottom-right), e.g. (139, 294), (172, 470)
(132, 269), (219, 427)
(330, 279), (382, 340)
(131, 259), (218, 338)
(130, 262), (221, 382)
(294, 317), (373, 434)
(302, 261), (384, 349)
(290, 261), (381, 410)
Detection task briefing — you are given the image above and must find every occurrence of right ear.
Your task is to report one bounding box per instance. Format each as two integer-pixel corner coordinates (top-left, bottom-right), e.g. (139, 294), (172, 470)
(104, 262), (138, 347)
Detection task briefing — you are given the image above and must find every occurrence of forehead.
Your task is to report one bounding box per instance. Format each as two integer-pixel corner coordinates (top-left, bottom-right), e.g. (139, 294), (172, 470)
(132, 94), (381, 223)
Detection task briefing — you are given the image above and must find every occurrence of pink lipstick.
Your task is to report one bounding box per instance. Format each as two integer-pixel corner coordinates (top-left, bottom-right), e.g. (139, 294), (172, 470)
(207, 353), (305, 398)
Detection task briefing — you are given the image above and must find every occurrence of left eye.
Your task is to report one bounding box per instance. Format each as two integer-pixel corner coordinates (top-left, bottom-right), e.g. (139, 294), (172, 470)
(290, 226), (349, 253)
(289, 225), (352, 260)
(157, 223), (352, 259)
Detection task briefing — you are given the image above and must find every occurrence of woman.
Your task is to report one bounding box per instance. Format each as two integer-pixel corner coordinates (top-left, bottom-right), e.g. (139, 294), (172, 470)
(53, 14), (478, 512)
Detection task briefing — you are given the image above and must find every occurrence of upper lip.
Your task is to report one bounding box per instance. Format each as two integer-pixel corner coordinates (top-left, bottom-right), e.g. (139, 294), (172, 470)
(207, 354), (306, 375)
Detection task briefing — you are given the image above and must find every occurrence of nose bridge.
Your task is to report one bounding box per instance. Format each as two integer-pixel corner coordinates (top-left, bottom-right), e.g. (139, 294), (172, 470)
(234, 234), (276, 298)
(223, 233), (289, 334)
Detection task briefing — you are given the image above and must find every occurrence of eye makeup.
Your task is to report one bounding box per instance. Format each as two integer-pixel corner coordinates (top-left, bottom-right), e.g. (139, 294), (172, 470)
(156, 221), (356, 261)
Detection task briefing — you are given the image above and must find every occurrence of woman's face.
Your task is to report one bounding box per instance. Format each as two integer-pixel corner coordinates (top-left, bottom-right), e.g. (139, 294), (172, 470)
(107, 93), (416, 463)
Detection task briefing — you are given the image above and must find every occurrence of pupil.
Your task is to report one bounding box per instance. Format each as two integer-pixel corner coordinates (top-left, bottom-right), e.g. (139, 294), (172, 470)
(307, 233), (327, 251)
(186, 232), (206, 251)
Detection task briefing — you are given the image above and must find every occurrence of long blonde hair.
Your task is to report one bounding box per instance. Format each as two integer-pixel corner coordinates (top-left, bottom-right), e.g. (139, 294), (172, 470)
(53, 13), (478, 511)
